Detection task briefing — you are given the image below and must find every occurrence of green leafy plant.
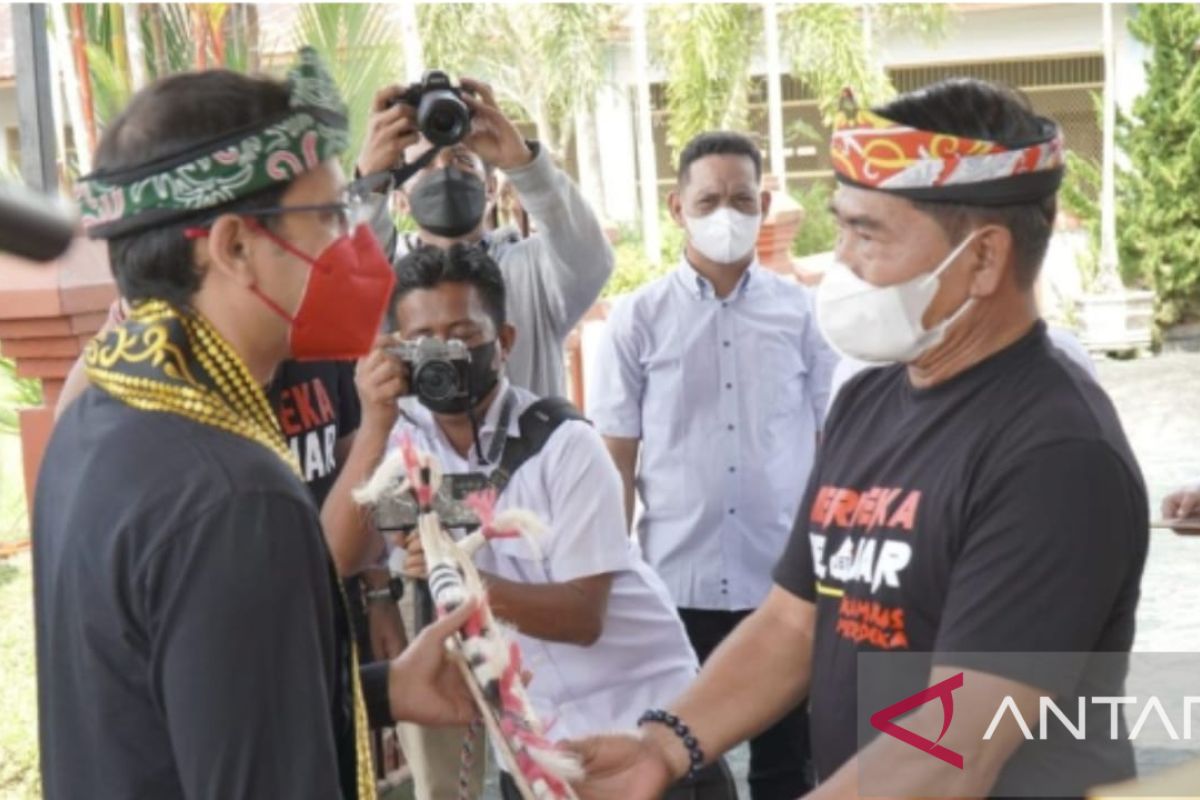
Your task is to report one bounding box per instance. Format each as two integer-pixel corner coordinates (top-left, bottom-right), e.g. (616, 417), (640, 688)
(1058, 149), (1103, 292)
(295, 4), (403, 177)
(651, 4), (760, 161)
(1117, 3), (1200, 326)
(790, 180), (839, 258)
(603, 212), (686, 299)
(0, 358), (42, 437)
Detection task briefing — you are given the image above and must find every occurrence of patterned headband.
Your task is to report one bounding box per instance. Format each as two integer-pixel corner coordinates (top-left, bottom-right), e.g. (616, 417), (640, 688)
(830, 89), (1065, 205)
(77, 47), (349, 238)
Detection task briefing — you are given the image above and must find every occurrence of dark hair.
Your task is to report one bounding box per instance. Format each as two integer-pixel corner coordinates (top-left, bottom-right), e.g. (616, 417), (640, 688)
(94, 70), (295, 308)
(390, 243), (507, 331)
(677, 131), (763, 186)
(873, 78), (1058, 288)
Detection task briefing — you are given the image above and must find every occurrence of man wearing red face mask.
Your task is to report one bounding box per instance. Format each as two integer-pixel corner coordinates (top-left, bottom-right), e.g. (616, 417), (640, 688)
(32, 51), (476, 800)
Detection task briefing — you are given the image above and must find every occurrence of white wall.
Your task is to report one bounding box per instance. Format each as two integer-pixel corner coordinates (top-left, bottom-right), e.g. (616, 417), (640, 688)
(879, 4), (1103, 66)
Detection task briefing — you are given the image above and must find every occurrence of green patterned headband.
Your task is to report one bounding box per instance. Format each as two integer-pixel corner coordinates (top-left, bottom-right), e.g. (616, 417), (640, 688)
(77, 46), (349, 239)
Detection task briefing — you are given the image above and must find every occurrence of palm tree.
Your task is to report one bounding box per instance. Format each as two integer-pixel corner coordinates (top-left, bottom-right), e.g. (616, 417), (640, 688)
(781, 3), (951, 120)
(651, 3), (953, 163)
(417, 3), (617, 159)
(294, 4), (404, 175)
(651, 4), (760, 159)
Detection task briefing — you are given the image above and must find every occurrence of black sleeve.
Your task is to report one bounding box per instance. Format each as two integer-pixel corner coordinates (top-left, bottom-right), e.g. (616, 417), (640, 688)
(934, 440), (1146, 693)
(146, 491), (342, 800)
(360, 662), (393, 728)
(336, 360), (362, 439)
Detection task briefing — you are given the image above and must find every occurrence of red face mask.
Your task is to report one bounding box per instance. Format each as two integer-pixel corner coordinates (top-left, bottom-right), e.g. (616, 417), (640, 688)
(246, 222), (396, 361)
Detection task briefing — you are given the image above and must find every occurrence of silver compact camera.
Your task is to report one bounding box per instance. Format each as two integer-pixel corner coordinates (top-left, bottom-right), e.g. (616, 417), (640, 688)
(388, 337), (471, 406)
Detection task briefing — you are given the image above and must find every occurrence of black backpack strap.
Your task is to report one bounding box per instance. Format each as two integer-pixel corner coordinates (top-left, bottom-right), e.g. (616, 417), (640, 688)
(488, 397), (587, 494)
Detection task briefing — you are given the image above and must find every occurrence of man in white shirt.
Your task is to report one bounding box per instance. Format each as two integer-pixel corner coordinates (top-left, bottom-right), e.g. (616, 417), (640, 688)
(587, 131), (838, 800)
(324, 244), (735, 799)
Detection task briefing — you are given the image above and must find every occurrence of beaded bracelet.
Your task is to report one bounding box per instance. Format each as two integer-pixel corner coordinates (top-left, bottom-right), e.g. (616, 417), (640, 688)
(637, 708), (705, 780)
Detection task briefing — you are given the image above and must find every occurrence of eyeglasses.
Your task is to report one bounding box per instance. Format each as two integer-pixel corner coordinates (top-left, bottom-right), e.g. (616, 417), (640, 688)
(246, 189), (372, 236)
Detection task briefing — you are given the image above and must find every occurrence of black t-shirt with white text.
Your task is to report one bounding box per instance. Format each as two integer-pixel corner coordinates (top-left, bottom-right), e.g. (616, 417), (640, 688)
(266, 360), (361, 506)
(774, 322), (1148, 795)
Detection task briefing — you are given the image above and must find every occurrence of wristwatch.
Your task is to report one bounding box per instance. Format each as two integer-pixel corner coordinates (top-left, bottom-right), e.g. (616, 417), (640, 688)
(364, 575), (405, 605)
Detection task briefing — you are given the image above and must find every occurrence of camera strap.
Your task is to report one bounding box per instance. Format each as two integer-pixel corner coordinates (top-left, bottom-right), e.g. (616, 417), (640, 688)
(488, 396), (587, 495)
(388, 144), (443, 189)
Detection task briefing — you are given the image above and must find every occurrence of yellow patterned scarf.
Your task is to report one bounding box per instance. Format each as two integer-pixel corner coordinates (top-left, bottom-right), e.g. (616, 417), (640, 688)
(85, 299), (377, 800)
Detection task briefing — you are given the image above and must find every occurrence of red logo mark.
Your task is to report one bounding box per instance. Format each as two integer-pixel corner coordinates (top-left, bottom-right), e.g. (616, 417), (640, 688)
(870, 672), (965, 769)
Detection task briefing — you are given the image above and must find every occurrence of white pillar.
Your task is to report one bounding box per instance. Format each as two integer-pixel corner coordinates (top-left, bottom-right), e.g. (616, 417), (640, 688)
(124, 5), (148, 91)
(1099, 1), (1119, 285)
(764, 1), (786, 188)
(631, 4), (661, 265)
(399, 0), (424, 83)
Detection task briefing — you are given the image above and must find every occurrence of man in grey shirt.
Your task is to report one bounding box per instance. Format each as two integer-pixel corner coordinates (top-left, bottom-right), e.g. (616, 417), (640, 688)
(356, 77), (613, 398)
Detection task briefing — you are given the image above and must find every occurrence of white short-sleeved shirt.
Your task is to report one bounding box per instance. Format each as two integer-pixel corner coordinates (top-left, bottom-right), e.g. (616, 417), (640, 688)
(586, 260), (840, 610)
(388, 382), (698, 740)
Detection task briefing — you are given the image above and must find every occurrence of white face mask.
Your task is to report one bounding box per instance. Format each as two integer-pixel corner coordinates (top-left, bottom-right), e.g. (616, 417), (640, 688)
(816, 231), (979, 364)
(684, 206), (762, 265)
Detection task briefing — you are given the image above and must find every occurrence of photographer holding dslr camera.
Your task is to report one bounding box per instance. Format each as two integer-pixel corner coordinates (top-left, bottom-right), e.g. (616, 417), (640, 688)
(355, 71), (613, 399)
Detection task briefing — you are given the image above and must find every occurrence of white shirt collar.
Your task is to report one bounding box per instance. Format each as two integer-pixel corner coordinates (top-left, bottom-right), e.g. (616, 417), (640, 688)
(673, 256), (758, 301)
(398, 378), (517, 465)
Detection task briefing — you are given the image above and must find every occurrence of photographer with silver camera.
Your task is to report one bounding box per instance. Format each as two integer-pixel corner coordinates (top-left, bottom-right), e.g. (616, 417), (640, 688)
(322, 245), (734, 800)
(355, 72), (613, 399)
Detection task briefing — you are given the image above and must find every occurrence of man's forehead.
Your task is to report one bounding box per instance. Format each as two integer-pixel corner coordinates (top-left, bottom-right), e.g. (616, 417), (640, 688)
(396, 283), (489, 325)
(830, 184), (913, 225)
(403, 139), (483, 168)
(684, 153), (758, 191)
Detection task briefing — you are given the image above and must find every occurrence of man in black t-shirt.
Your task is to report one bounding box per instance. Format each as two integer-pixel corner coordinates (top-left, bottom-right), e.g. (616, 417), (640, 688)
(569, 80), (1148, 800)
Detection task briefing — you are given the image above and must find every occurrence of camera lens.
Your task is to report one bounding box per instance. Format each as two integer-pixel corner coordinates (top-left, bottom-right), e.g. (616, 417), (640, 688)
(418, 91), (471, 147)
(414, 360), (461, 401)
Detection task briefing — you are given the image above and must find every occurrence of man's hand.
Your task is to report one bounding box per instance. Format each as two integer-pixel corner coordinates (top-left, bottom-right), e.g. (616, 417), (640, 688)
(565, 731), (678, 800)
(356, 86), (420, 177)
(387, 599), (478, 725)
(355, 336), (407, 436)
(460, 78), (534, 171)
(367, 597), (407, 661)
(400, 532), (428, 579)
(1162, 483), (1200, 522)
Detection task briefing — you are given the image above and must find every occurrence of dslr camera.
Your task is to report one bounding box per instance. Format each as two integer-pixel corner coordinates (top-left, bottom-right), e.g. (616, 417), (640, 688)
(389, 336), (471, 407)
(392, 70), (473, 147)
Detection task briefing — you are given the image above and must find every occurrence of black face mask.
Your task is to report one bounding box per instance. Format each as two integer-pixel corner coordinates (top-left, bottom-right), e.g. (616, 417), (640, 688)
(417, 340), (500, 416)
(407, 167), (487, 238)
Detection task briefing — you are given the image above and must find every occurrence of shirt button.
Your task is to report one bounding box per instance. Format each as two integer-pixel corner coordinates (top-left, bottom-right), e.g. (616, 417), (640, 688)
(728, 466), (736, 473)
(723, 340), (731, 347)
(728, 508), (736, 515)
(727, 423), (734, 431)
(725, 382), (733, 389)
